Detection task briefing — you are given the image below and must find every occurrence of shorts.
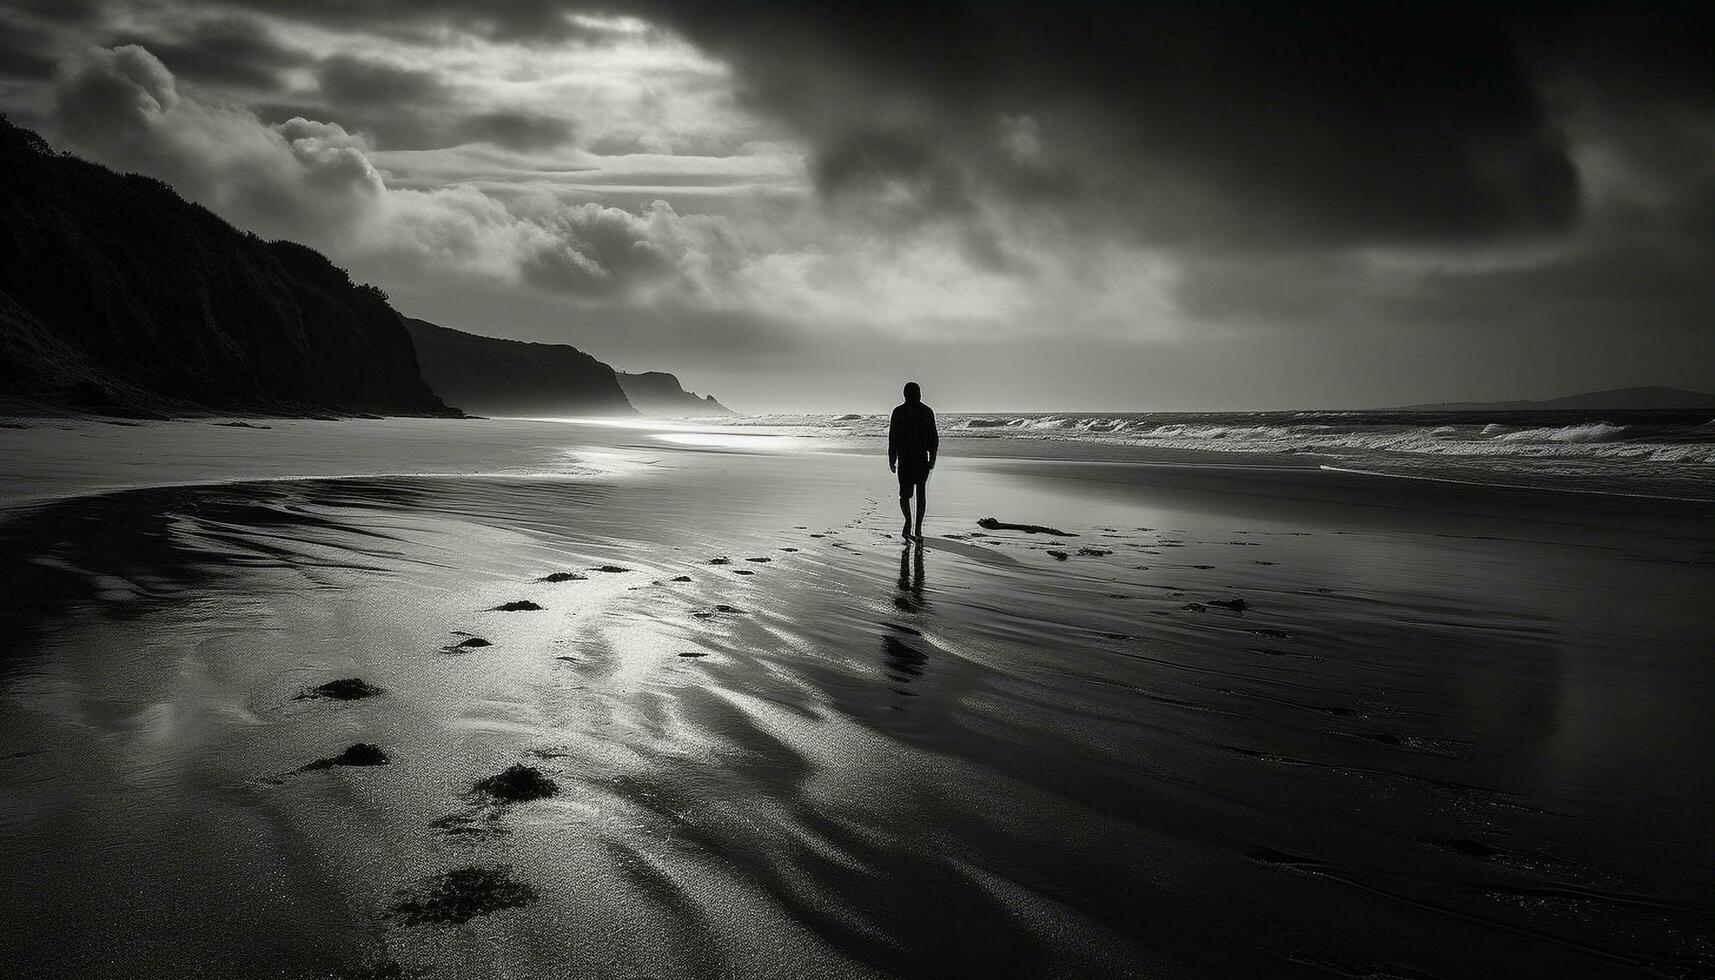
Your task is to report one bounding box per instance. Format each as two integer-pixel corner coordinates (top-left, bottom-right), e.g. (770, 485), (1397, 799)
(897, 456), (930, 490)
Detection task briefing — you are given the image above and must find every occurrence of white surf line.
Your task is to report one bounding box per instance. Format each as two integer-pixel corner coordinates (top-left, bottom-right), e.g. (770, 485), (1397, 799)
(1317, 463), (1708, 501)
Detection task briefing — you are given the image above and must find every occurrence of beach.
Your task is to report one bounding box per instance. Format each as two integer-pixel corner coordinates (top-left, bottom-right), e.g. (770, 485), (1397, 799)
(1, 416), (1711, 977)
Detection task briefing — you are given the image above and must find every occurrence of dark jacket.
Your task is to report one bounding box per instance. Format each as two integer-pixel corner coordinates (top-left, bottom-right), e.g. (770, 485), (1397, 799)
(888, 401), (939, 467)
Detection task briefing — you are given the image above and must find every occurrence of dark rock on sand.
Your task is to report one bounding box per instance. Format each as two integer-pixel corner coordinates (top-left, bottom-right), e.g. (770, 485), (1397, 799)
(745, 557), (772, 563)
(1207, 598), (1248, 612)
(296, 678), (382, 701)
(540, 572), (586, 582)
(1077, 547), (1113, 557)
(677, 651), (708, 658)
(669, 575), (692, 582)
(1047, 550), (1070, 560)
(1183, 602), (1209, 612)
(733, 569), (756, 575)
(390, 864), (537, 925)
(708, 557), (731, 564)
(489, 600), (543, 612)
(450, 636), (492, 649)
(474, 764), (558, 803)
(978, 517), (1075, 536)
(592, 565), (629, 573)
(303, 743), (390, 770)
(780, 547), (799, 552)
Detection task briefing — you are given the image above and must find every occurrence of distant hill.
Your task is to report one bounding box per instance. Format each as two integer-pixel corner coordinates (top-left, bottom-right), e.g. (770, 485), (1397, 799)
(1393, 386), (1715, 412)
(404, 318), (635, 417)
(617, 371), (732, 416)
(0, 115), (451, 418)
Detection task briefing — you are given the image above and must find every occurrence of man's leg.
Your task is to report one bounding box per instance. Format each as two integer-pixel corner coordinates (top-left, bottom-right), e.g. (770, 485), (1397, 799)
(899, 484), (913, 539)
(913, 481), (926, 539)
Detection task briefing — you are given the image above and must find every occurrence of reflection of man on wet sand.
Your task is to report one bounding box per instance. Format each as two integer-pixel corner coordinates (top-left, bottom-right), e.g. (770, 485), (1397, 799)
(888, 381), (939, 541)
(895, 543), (926, 613)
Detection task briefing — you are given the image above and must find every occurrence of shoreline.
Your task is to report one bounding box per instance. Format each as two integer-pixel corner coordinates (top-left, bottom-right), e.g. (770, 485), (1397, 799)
(4, 415), (1711, 514)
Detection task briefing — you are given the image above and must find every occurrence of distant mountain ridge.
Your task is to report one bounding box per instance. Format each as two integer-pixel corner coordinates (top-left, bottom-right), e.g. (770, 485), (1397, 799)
(0, 115), (451, 417)
(1392, 386), (1715, 412)
(617, 371), (731, 416)
(404, 318), (636, 417)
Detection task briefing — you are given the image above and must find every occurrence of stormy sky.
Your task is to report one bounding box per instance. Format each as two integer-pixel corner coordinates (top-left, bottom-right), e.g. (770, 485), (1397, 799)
(2, 1), (1710, 411)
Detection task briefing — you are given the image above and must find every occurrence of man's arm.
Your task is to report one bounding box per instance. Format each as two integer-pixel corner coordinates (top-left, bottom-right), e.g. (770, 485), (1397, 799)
(887, 409), (899, 470)
(926, 407), (939, 467)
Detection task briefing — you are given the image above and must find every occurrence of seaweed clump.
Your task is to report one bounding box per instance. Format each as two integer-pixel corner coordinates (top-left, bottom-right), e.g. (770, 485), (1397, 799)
(473, 764), (558, 803)
(390, 864), (537, 925)
(303, 743), (390, 770)
(489, 600), (542, 612)
(296, 678), (382, 701)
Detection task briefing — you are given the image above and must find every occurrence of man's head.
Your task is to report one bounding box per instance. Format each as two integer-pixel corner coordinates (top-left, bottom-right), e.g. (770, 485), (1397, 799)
(903, 381), (921, 403)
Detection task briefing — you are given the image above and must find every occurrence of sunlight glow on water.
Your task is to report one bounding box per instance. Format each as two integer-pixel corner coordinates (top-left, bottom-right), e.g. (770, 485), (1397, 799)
(651, 431), (810, 451)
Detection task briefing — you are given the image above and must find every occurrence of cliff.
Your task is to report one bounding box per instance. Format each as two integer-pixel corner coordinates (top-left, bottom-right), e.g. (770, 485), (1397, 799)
(617, 371), (732, 416)
(403, 318), (636, 417)
(0, 115), (451, 417)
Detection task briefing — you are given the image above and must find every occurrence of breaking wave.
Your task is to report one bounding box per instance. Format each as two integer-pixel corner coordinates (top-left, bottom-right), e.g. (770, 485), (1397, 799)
(722, 410), (1715, 498)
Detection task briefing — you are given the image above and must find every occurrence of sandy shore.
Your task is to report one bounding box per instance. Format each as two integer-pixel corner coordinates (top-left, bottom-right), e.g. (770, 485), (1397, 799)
(1, 418), (1711, 977)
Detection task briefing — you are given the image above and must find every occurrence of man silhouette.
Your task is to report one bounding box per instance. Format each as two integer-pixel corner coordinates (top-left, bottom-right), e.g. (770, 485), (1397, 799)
(888, 381), (939, 540)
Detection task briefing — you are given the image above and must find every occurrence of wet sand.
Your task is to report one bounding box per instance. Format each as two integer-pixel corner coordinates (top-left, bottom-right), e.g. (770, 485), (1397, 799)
(1, 418), (1711, 977)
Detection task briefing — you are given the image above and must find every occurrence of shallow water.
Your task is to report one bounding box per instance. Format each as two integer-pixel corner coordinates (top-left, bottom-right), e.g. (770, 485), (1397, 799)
(1, 419), (1711, 977)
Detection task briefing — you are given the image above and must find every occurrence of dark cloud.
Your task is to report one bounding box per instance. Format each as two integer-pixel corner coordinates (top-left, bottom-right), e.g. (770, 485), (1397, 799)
(107, 17), (310, 89)
(206, 0), (606, 44)
(318, 53), (449, 106)
(456, 110), (575, 151)
(632, 1), (1707, 251)
(0, 23), (60, 81)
